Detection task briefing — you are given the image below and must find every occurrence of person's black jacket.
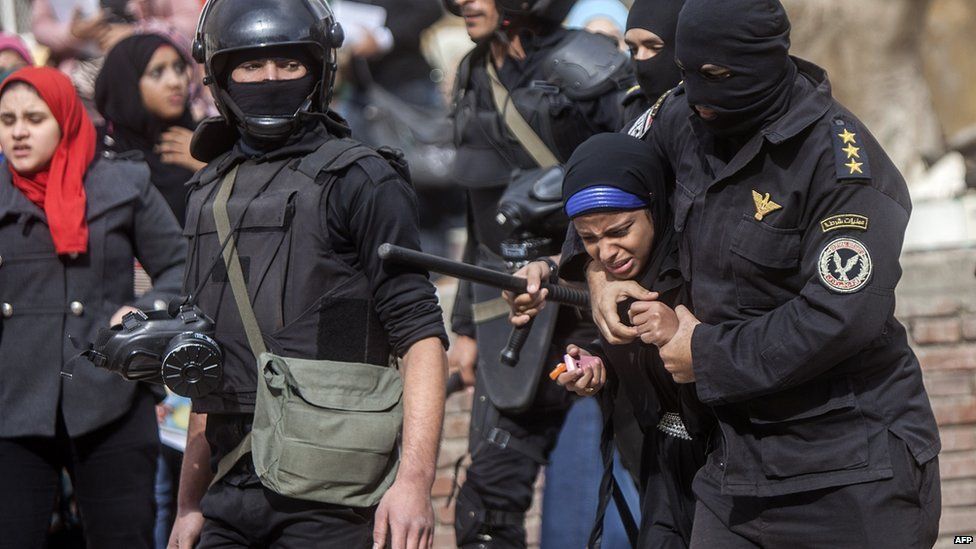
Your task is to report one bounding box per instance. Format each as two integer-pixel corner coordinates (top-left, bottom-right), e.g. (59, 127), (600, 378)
(0, 155), (186, 438)
(645, 58), (940, 497)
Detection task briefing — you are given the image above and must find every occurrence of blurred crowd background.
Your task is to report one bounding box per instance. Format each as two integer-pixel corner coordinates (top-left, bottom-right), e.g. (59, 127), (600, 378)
(1, 0), (975, 547)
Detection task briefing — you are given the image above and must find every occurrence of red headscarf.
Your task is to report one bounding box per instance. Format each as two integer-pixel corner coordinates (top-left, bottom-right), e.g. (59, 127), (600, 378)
(1, 67), (96, 255)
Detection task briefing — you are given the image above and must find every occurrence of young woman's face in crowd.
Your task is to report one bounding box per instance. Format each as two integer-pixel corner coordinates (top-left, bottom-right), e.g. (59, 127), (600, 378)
(574, 209), (655, 280)
(625, 28), (665, 61)
(0, 84), (61, 175)
(139, 45), (189, 121)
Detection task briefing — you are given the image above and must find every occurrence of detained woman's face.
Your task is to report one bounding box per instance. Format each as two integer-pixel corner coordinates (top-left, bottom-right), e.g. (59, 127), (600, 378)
(0, 84), (61, 175)
(139, 45), (189, 121)
(574, 209), (655, 280)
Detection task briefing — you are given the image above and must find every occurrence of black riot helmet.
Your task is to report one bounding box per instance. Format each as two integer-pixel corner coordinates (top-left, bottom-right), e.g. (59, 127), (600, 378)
(443, 0), (577, 25)
(192, 0), (344, 141)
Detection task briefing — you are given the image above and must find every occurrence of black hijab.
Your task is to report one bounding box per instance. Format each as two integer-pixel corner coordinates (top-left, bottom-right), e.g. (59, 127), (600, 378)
(562, 131), (680, 302)
(95, 33), (195, 225)
(675, 0), (797, 138)
(563, 132), (670, 244)
(626, 0), (684, 102)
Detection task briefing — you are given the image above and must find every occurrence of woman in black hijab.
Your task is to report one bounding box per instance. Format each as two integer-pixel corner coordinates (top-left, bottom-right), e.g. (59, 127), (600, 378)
(95, 33), (203, 225)
(622, 0), (685, 121)
(555, 133), (712, 548)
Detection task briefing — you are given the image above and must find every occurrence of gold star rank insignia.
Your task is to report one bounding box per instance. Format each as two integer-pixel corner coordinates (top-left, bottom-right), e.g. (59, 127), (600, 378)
(832, 119), (871, 180)
(752, 190), (782, 221)
(838, 129), (856, 144)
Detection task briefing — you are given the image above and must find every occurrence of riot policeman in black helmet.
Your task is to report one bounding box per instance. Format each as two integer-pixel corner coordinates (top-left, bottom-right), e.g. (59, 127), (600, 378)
(444, 0), (632, 546)
(169, 0), (450, 548)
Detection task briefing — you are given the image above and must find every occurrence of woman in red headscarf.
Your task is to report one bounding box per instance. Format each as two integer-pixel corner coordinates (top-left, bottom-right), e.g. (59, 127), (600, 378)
(0, 66), (186, 547)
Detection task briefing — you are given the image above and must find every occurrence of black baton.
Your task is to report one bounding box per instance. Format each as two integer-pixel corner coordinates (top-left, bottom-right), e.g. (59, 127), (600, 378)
(377, 243), (589, 308)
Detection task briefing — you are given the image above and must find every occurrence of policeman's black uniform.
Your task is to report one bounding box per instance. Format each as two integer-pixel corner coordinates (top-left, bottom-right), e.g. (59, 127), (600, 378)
(185, 115), (447, 547)
(183, 0), (448, 544)
(565, 64), (943, 549)
(643, 60), (940, 547)
(449, 24), (629, 548)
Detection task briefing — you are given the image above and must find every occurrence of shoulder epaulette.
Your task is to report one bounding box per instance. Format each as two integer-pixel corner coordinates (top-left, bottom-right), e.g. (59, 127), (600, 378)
(627, 87), (676, 140)
(831, 117), (871, 181)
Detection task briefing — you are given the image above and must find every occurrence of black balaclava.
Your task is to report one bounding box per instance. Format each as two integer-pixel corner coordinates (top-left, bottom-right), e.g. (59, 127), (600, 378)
(626, 0), (684, 102)
(675, 0), (797, 138)
(223, 45), (319, 119)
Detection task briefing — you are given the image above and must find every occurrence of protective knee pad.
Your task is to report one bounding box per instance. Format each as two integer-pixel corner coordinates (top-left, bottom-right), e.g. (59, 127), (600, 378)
(454, 483), (527, 548)
(454, 483), (488, 546)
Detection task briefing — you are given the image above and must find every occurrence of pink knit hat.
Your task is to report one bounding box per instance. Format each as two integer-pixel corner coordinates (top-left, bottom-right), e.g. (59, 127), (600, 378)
(0, 33), (34, 66)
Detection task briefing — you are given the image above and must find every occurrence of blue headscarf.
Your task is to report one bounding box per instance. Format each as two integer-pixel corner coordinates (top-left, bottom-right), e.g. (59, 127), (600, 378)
(562, 132), (668, 242)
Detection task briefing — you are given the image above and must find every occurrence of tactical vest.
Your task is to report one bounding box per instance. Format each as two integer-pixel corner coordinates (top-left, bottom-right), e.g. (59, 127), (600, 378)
(450, 29), (631, 190)
(183, 138), (399, 415)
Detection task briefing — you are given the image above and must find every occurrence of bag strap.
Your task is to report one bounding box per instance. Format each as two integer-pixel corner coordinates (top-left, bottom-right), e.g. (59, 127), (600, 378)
(210, 164), (266, 486)
(587, 393), (639, 548)
(485, 58), (559, 169)
(212, 164), (267, 359)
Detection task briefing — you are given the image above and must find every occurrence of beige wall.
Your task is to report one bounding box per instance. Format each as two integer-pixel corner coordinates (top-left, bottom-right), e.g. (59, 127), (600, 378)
(922, 0), (976, 141)
(783, 0), (976, 176)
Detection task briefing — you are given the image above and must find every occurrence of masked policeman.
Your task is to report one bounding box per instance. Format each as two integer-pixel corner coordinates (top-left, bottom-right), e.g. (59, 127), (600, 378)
(577, 0), (942, 546)
(443, 0), (631, 546)
(620, 0), (685, 125)
(168, 1), (449, 548)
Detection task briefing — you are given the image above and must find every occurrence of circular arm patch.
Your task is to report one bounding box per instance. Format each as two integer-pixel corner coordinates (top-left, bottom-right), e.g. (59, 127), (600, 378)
(818, 237), (872, 293)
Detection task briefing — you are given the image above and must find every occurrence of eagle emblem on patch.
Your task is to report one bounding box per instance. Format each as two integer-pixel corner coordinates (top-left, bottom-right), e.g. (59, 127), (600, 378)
(818, 237), (872, 293)
(628, 108), (654, 139)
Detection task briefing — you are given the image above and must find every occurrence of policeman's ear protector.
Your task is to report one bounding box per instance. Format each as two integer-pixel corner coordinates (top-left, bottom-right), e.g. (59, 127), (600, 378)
(79, 305), (223, 399)
(496, 165), (567, 240)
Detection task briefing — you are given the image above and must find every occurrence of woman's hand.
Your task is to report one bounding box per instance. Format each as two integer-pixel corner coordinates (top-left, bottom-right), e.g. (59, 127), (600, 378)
(110, 305), (139, 327)
(554, 344), (606, 397)
(157, 127), (206, 173)
(96, 23), (134, 52)
(629, 300), (678, 347)
(585, 262), (657, 345)
(70, 7), (108, 42)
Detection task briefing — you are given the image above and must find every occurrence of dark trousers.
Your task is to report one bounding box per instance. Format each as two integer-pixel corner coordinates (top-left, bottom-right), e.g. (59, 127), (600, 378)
(0, 390), (159, 549)
(455, 337), (581, 548)
(690, 432), (941, 549)
(637, 430), (708, 549)
(198, 475), (376, 549)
